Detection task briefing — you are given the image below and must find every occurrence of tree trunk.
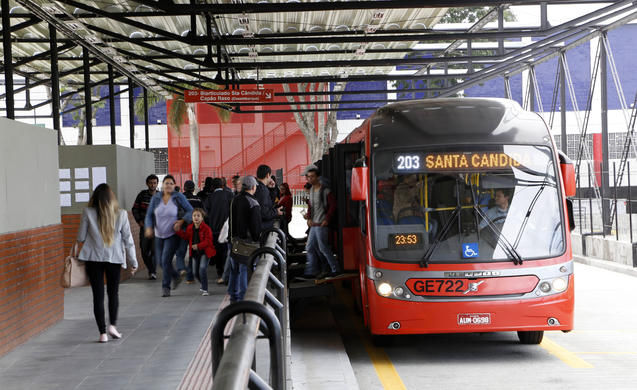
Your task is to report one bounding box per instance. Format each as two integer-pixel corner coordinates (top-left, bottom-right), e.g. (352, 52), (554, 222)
(187, 103), (200, 186)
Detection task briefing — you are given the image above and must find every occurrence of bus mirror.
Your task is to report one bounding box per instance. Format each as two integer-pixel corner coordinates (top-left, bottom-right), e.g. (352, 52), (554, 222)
(560, 163), (576, 197)
(351, 167), (368, 201)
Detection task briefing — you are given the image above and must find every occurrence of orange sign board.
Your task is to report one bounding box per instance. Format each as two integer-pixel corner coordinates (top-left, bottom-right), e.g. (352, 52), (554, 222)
(184, 89), (274, 103)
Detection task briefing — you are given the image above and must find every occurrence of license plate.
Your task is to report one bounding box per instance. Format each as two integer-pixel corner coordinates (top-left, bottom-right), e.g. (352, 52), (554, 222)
(457, 313), (491, 325)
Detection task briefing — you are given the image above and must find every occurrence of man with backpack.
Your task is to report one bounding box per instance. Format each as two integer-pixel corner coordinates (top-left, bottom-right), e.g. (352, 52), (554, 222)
(299, 165), (342, 280)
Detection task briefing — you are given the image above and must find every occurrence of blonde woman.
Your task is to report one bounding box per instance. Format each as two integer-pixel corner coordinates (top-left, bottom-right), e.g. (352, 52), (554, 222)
(76, 183), (138, 343)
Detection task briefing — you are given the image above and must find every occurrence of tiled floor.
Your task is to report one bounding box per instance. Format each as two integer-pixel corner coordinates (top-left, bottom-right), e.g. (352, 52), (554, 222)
(0, 272), (227, 390)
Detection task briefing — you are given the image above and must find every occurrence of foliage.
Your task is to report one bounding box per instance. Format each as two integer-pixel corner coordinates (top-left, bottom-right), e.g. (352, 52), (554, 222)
(440, 6), (516, 23)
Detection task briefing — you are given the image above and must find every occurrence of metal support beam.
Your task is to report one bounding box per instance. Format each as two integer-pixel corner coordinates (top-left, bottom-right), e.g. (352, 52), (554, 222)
(2, 0), (15, 119)
(83, 46), (93, 145)
(108, 64), (116, 144)
(560, 55), (567, 153)
(143, 88), (149, 151)
(128, 78), (135, 149)
(498, 6), (505, 55)
(529, 66), (536, 112)
(600, 33), (611, 235)
(49, 24), (61, 140)
(541, 2), (549, 29)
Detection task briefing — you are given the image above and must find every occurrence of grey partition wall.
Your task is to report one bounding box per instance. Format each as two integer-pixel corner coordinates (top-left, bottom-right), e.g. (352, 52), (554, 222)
(58, 145), (154, 215)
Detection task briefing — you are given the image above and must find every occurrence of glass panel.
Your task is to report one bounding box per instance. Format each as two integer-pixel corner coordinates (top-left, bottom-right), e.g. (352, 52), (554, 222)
(372, 145), (565, 263)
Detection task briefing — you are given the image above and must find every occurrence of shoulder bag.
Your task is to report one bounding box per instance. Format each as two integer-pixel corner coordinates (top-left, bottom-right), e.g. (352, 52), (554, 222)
(229, 198), (260, 261)
(60, 243), (89, 288)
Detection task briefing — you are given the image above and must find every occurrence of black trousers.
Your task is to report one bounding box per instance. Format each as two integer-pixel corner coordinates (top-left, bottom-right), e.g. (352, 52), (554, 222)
(85, 261), (121, 334)
(211, 233), (228, 277)
(139, 228), (156, 274)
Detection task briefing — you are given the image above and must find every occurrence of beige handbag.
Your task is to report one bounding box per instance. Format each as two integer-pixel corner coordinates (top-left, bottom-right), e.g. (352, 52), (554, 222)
(60, 243), (89, 288)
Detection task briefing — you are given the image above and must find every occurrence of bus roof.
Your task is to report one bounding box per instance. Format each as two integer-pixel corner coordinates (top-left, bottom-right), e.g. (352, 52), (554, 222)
(370, 98), (552, 149)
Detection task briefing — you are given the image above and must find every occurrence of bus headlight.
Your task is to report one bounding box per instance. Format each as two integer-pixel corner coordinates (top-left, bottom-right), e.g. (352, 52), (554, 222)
(552, 277), (568, 292)
(377, 282), (392, 296)
(539, 282), (551, 293)
(394, 287), (404, 296)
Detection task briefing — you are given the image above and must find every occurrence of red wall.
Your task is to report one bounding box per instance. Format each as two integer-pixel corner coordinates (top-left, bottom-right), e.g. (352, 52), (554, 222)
(0, 224), (64, 356)
(167, 85), (310, 189)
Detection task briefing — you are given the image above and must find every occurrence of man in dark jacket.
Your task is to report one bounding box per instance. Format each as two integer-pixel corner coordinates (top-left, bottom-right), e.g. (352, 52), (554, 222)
(228, 175), (261, 302)
(197, 176), (214, 201)
(132, 174), (158, 279)
(176, 180), (202, 282)
(255, 164), (283, 229)
(204, 178), (231, 282)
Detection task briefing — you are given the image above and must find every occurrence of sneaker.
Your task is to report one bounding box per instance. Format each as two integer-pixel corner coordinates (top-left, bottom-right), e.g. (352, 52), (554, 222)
(216, 278), (224, 284)
(149, 273), (157, 280)
(201, 291), (209, 296)
(179, 269), (187, 277)
(293, 274), (316, 282)
(162, 288), (170, 297)
(172, 275), (182, 290)
(185, 280), (195, 284)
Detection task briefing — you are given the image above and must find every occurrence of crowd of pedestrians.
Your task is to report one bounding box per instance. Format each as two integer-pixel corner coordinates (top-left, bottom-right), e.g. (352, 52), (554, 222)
(75, 163), (343, 342)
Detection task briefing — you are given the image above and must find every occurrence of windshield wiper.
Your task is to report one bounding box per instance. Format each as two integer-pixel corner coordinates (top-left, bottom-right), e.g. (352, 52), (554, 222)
(420, 206), (461, 268)
(473, 205), (523, 265)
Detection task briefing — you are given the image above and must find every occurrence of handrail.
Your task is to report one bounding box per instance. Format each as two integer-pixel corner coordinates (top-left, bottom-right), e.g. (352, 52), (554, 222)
(211, 227), (289, 390)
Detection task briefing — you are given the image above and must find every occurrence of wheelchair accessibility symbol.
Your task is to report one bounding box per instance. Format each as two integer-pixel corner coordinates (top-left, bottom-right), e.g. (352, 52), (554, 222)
(462, 243), (479, 259)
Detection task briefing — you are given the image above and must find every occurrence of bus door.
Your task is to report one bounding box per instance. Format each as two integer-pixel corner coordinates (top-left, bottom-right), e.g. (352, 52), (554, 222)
(334, 143), (364, 271)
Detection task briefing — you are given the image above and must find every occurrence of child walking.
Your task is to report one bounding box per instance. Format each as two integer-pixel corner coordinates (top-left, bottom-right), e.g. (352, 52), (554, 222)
(176, 208), (216, 295)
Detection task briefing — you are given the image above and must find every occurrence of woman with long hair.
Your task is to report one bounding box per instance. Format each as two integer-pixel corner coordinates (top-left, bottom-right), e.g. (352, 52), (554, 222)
(278, 183), (293, 233)
(144, 175), (194, 297)
(76, 183), (138, 343)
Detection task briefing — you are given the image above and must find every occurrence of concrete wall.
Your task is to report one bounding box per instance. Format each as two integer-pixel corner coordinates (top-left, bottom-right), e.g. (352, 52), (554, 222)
(58, 145), (153, 214)
(571, 232), (635, 267)
(0, 118), (60, 234)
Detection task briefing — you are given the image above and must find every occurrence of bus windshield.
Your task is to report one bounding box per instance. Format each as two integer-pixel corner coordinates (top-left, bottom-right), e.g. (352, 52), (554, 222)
(372, 145), (565, 263)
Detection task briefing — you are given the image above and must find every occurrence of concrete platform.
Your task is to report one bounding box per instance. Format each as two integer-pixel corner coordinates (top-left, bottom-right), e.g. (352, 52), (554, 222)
(0, 272), (227, 390)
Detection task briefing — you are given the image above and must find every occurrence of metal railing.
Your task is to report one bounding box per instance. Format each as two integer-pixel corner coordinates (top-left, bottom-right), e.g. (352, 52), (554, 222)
(211, 227), (288, 390)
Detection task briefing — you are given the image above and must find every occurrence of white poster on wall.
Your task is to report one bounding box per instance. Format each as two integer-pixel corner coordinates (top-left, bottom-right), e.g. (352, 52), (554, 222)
(59, 169), (71, 179)
(74, 168), (89, 179)
(75, 181), (90, 190)
(92, 167), (107, 189)
(59, 181), (71, 192)
(60, 193), (71, 207)
(75, 192), (90, 203)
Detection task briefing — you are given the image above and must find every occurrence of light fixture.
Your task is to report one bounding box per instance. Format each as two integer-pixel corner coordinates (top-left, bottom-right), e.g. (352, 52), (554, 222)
(64, 21), (85, 31)
(42, 3), (61, 14)
(377, 283), (392, 297)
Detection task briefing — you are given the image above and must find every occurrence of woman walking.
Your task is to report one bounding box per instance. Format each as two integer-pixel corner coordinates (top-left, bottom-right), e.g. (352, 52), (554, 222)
(76, 183), (138, 343)
(144, 175), (194, 297)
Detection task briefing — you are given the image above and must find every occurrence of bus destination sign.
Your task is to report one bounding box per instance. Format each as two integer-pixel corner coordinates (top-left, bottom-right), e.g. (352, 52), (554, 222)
(393, 151), (528, 172)
(184, 89), (274, 104)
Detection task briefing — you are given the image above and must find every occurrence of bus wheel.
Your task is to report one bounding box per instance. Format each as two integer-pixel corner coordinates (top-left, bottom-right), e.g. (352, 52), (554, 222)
(517, 331), (544, 344)
(371, 335), (393, 348)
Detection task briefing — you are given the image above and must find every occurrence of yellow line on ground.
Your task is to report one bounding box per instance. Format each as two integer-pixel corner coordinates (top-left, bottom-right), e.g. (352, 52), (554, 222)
(540, 336), (594, 368)
(362, 339), (407, 390)
(336, 285), (407, 390)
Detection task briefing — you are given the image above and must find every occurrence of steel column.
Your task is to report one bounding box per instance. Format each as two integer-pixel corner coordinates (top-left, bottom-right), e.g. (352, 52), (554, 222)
(83, 46), (93, 145)
(529, 66), (536, 111)
(128, 78), (135, 148)
(559, 55), (567, 153)
(2, 0), (15, 119)
(541, 2), (549, 29)
(49, 24), (61, 140)
(600, 33), (611, 235)
(108, 64), (116, 144)
(143, 88), (149, 151)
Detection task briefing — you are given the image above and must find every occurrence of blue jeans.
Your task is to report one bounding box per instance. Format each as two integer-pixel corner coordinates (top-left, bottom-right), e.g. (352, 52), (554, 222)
(305, 226), (340, 276)
(175, 239), (194, 280)
(192, 254), (208, 291)
(155, 235), (180, 290)
(227, 256), (247, 302)
(221, 244), (232, 282)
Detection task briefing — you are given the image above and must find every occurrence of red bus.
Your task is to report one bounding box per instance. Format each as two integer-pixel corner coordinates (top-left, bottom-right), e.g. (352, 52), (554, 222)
(322, 98), (576, 344)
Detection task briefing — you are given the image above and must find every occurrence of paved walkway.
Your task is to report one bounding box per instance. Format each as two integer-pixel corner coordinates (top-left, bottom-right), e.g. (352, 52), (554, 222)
(0, 271), (228, 390)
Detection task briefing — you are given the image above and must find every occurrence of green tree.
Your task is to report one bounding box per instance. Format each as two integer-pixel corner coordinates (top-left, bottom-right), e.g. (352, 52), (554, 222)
(58, 86), (105, 145)
(440, 6), (516, 23)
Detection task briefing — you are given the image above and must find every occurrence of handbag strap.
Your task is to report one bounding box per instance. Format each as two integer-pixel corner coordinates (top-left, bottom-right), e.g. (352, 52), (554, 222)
(69, 242), (78, 258)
